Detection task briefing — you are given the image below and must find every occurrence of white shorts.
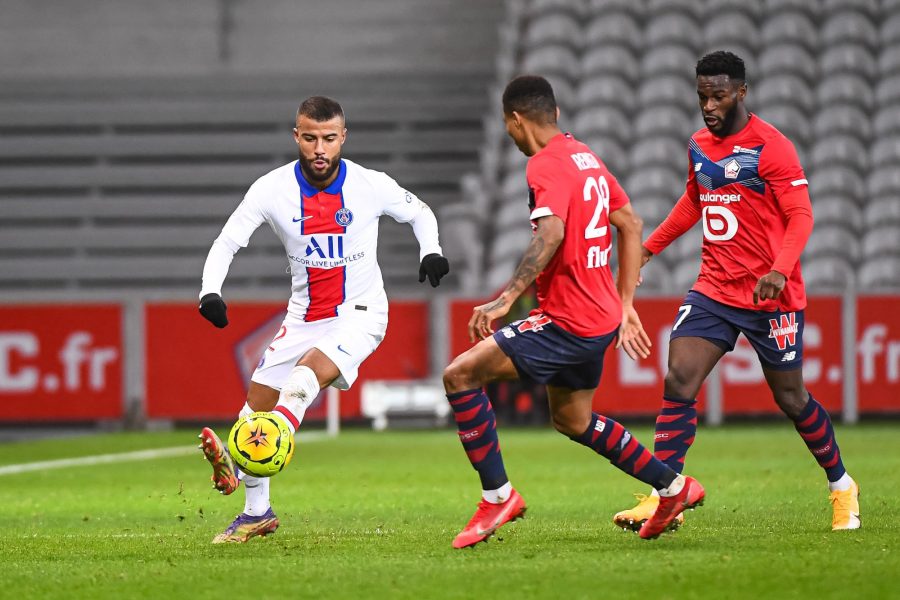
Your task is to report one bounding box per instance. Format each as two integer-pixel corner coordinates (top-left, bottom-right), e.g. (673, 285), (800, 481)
(250, 312), (387, 391)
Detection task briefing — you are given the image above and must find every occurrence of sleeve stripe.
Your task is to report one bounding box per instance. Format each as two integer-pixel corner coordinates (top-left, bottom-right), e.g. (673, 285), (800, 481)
(530, 207), (554, 219)
(791, 179), (809, 187)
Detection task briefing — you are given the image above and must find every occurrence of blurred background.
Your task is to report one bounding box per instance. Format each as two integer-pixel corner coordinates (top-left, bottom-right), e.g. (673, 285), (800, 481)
(1, 0), (898, 434)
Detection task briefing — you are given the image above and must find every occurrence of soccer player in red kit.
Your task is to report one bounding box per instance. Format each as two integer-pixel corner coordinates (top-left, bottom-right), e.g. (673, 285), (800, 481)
(443, 75), (705, 548)
(613, 51), (860, 532)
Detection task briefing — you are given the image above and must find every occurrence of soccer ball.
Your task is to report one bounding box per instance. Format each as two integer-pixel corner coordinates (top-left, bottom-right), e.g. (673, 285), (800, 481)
(227, 412), (295, 477)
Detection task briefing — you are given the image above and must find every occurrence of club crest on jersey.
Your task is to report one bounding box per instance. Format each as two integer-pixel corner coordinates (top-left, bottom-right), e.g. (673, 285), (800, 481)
(768, 313), (799, 350)
(516, 314), (552, 333)
(724, 158), (741, 179)
(334, 207), (353, 227)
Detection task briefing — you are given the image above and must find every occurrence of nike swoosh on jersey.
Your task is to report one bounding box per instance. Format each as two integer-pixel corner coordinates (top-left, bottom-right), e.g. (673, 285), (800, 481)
(292, 215), (314, 222)
(337, 345), (351, 356)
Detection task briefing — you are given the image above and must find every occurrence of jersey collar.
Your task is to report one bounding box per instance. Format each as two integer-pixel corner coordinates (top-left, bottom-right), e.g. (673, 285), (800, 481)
(294, 159), (347, 198)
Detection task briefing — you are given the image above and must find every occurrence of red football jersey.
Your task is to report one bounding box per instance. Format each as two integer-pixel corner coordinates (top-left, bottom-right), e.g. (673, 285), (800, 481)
(526, 133), (629, 337)
(645, 114), (811, 311)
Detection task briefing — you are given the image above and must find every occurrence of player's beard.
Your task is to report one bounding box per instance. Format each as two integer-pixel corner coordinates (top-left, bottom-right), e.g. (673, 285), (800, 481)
(298, 151), (341, 184)
(709, 103), (739, 137)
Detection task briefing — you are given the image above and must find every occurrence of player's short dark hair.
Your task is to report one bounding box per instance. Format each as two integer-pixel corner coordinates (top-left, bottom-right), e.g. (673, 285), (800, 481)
(696, 51), (746, 83)
(297, 96), (344, 122)
(502, 75), (557, 124)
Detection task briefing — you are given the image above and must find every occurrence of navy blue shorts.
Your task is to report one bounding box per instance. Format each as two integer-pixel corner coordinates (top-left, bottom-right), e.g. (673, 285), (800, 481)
(493, 314), (618, 390)
(670, 291), (804, 371)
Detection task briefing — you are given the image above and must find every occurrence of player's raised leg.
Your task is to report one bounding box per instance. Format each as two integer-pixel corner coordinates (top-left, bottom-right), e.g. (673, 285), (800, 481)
(444, 336), (525, 548)
(613, 335), (724, 531)
(549, 385), (704, 539)
(763, 366), (860, 530)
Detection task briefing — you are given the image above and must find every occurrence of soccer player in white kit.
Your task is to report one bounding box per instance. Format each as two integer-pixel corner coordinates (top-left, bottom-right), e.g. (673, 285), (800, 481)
(197, 96), (449, 543)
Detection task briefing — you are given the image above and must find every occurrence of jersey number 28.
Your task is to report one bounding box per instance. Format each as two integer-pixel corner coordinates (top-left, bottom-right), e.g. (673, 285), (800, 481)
(583, 176), (612, 268)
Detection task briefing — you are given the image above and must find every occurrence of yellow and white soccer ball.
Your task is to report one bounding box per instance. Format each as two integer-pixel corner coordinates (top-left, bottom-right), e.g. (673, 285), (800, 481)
(227, 411), (295, 477)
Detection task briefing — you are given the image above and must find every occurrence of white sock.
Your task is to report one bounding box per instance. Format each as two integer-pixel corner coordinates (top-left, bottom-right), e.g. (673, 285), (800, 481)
(273, 365), (320, 434)
(829, 472), (853, 492)
(650, 488), (660, 498)
(239, 402), (254, 418)
(242, 474), (271, 516)
(482, 482), (513, 504)
(658, 474), (686, 498)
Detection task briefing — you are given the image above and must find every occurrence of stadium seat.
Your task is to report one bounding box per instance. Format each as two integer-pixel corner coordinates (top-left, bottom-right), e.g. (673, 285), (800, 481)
(878, 44), (900, 77)
(580, 135), (629, 175)
(810, 166), (865, 201)
(760, 12), (819, 51)
(584, 13), (643, 50)
(640, 44), (699, 79)
(758, 44), (817, 82)
(439, 201), (483, 293)
(810, 135), (869, 174)
(822, 12), (879, 50)
(638, 75), (698, 112)
(496, 198), (531, 231)
(635, 107), (699, 141)
(875, 74), (900, 108)
(813, 105), (872, 142)
(703, 0), (761, 21)
(820, 44), (877, 80)
(812, 195), (864, 233)
(881, 13), (900, 46)
(763, 0), (822, 15)
(757, 104), (812, 146)
(526, 0), (586, 19)
(862, 225), (900, 257)
(646, 0), (700, 18)
(581, 46), (640, 81)
(635, 257), (675, 294)
(523, 13), (583, 50)
(585, 0), (642, 19)
(859, 256), (900, 290)
(575, 74), (632, 109)
(645, 14), (702, 51)
(756, 74), (815, 112)
(873, 106), (900, 135)
(864, 197), (900, 228)
(503, 144), (529, 174)
(871, 135), (900, 168)
(500, 170), (528, 206)
(628, 137), (688, 173)
(573, 106), (632, 142)
(868, 168), (900, 198)
(802, 257), (856, 292)
(673, 254), (703, 291)
(624, 166), (683, 198)
(634, 194), (678, 231)
(521, 44), (581, 81)
(704, 13), (759, 54)
(818, 74), (875, 112)
(823, 0), (878, 19)
(804, 224), (862, 262)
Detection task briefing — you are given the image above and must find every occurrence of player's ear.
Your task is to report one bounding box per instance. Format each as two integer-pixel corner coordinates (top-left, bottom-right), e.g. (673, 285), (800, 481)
(737, 82), (747, 101)
(341, 128), (347, 145)
(555, 106), (560, 122)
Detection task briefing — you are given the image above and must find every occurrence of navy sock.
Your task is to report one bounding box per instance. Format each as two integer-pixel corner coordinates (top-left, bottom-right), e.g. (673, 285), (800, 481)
(653, 395), (698, 474)
(792, 394), (846, 482)
(570, 413), (676, 490)
(447, 388), (508, 490)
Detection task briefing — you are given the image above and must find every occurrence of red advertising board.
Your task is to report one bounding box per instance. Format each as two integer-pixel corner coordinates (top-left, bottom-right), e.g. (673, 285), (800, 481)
(856, 297), (900, 413)
(0, 305), (123, 421)
(146, 301), (429, 420)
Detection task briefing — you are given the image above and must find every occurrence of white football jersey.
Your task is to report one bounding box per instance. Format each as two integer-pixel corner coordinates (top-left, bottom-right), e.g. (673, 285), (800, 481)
(207, 158), (440, 321)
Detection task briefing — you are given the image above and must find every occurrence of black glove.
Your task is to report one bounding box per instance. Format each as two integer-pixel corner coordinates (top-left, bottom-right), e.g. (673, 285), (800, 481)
(418, 253), (450, 287)
(199, 293), (228, 328)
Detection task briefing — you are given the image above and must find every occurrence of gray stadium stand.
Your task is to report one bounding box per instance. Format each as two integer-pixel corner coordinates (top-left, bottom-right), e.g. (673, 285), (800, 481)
(859, 256), (900, 290)
(757, 74), (816, 112)
(704, 0), (762, 20)
(759, 44), (818, 82)
(805, 225), (862, 262)
(802, 256), (856, 291)
(810, 136), (870, 174)
(640, 44), (700, 79)
(822, 12), (879, 51)
(760, 12), (819, 51)
(705, 14), (760, 54)
(573, 106), (632, 143)
(814, 105), (873, 141)
(581, 46), (640, 82)
(758, 104), (813, 146)
(523, 12), (583, 50)
(823, 0), (878, 19)
(576, 75), (633, 109)
(881, 13), (900, 45)
(862, 225), (900, 257)
(645, 14), (702, 52)
(581, 136), (630, 176)
(819, 73), (876, 112)
(813, 196), (865, 233)
(584, 13), (643, 50)
(821, 44), (878, 81)
(520, 45), (581, 81)
(864, 197), (900, 227)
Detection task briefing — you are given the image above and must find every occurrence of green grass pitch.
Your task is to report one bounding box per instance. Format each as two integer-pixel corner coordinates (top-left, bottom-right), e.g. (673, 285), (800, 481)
(1, 424), (898, 599)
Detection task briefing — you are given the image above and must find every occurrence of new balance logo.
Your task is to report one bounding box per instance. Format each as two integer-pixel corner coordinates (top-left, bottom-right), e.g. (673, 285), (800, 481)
(782, 351), (797, 362)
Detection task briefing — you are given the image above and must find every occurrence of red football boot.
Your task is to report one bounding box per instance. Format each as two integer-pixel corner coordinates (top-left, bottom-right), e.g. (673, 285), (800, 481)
(452, 489), (527, 549)
(639, 476), (705, 540)
(198, 427), (239, 495)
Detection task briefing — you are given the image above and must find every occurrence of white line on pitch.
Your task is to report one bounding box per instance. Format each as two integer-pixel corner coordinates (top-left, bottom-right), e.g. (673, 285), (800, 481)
(0, 431), (330, 477)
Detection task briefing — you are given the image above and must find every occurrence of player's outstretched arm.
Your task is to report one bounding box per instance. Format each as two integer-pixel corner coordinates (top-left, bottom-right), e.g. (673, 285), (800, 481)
(404, 198), (449, 287)
(610, 203), (652, 360)
(468, 215), (564, 342)
(643, 192), (701, 259)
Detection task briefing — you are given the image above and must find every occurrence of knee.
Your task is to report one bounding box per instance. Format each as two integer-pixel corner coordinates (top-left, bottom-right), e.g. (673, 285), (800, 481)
(773, 385), (809, 419)
(550, 412), (589, 438)
(443, 357), (479, 394)
(664, 363), (701, 399)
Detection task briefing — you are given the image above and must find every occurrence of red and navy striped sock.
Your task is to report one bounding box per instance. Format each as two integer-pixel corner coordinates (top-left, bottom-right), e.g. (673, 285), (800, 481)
(447, 388), (509, 490)
(653, 395), (698, 474)
(792, 394), (846, 482)
(571, 413), (677, 490)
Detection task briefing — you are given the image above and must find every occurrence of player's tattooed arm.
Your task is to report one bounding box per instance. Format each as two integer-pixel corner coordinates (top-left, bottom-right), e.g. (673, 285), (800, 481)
(468, 215), (564, 342)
